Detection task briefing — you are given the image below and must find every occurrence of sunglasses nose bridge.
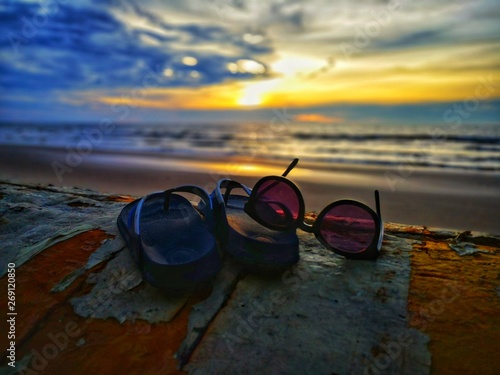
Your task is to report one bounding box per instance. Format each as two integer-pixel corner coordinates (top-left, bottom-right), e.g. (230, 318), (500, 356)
(299, 220), (314, 233)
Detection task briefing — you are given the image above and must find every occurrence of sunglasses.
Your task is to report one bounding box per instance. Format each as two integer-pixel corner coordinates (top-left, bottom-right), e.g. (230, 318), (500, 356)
(244, 159), (384, 260)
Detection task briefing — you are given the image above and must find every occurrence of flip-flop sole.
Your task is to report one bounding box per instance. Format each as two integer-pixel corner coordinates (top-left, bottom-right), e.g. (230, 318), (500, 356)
(117, 193), (221, 293)
(222, 195), (299, 272)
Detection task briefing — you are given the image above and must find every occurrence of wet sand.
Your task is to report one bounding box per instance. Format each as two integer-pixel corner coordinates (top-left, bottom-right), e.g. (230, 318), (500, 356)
(1, 145), (499, 234)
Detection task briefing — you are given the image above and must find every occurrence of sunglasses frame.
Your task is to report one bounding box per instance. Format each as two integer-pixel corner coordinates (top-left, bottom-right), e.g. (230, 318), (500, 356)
(245, 175), (383, 260)
(245, 175), (306, 231)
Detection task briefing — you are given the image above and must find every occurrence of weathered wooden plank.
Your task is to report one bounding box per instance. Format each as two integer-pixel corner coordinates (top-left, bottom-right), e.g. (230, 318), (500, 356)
(71, 249), (189, 324)
(0, 183), (125, 277)
(184, 231), (431, 375)
(0, 182), (499, 375)
(408, 229), (500, 375)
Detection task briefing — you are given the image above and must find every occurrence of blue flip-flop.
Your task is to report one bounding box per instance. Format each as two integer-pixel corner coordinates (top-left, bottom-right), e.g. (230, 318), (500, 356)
(117, 185), (222, 293)
(210, 179), (299, 272)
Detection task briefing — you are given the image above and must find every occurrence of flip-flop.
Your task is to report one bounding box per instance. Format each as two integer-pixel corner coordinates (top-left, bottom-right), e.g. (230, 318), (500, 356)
(117, 185), (222, 293)
(210, 179), (299, 272)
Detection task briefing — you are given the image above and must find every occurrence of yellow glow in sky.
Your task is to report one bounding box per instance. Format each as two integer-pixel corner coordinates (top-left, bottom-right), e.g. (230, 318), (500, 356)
(90, 3), (500, 112)
(237, 79), (279, 106)
(96, 40), (500, 111)
(182, 56), (198, 66)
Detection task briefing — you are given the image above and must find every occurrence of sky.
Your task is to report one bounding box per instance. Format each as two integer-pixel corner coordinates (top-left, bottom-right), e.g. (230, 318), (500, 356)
(0, 0), (499, 125)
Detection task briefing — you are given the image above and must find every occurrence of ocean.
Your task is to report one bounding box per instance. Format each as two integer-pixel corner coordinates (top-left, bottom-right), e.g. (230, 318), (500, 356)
(0, 122), (499, 172)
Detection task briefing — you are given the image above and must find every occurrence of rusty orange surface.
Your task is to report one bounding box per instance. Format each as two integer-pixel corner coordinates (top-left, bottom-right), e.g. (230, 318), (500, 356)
(0, 229), (218, 374)
(0, 230), (111, 350)
(106, 195), (136, 203)
(11, 291), (193, 375)
(408, 236), (500, 375)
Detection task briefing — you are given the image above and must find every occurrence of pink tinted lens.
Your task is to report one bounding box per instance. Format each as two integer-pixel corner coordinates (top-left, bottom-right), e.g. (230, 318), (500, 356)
(319, 204), (376, 253)
(254, 180), (300, 228)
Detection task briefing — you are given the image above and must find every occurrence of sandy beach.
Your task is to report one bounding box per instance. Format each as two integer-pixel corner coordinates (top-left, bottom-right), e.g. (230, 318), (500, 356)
(1, 145), (498, 234)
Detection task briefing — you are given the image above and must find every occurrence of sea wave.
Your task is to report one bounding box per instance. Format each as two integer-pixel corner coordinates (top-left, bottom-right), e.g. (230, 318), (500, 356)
(1, 122), (499, 172)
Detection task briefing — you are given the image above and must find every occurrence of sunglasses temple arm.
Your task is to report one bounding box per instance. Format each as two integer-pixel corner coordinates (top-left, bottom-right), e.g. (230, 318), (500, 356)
(257, 159), (300, 196)
(282, 158), (299, 177)
(375, 190), (382, 219)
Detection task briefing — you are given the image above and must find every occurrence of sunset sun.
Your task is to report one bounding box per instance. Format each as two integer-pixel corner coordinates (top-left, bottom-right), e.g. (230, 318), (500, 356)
(237, 80), (278, 107)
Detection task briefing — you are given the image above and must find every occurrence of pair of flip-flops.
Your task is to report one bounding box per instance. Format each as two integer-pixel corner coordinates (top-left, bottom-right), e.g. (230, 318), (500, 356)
(117, 173), (298, 293)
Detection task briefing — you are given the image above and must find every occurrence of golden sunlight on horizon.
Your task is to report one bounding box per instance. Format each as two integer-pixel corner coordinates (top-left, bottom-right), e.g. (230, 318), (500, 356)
(237, 79), (279, 107)
(95, 42), (500, 111)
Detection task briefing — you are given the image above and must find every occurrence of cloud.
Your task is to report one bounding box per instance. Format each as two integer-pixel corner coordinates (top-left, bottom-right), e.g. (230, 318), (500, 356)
(375, 29), (442, 50)
(0, 0), (274, 97)
(1, 0), (499, 122)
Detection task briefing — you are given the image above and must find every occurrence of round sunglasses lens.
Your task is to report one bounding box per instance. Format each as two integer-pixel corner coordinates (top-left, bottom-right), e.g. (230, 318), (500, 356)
(319, 204), (376, 253)
(254, 180), (299, 228)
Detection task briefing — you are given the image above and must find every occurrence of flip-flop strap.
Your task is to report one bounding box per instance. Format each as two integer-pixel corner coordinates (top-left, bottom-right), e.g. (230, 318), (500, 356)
(133, 186), (213, 236)
(133, 192), (161, 236)
(165, 185), (215, 230)
(131, 186), (213, 269)
(210, 179), (252, 238)
(163, 185), (212, 210)
(214, 178), (252, 205)
(131, 192), (161, 271)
